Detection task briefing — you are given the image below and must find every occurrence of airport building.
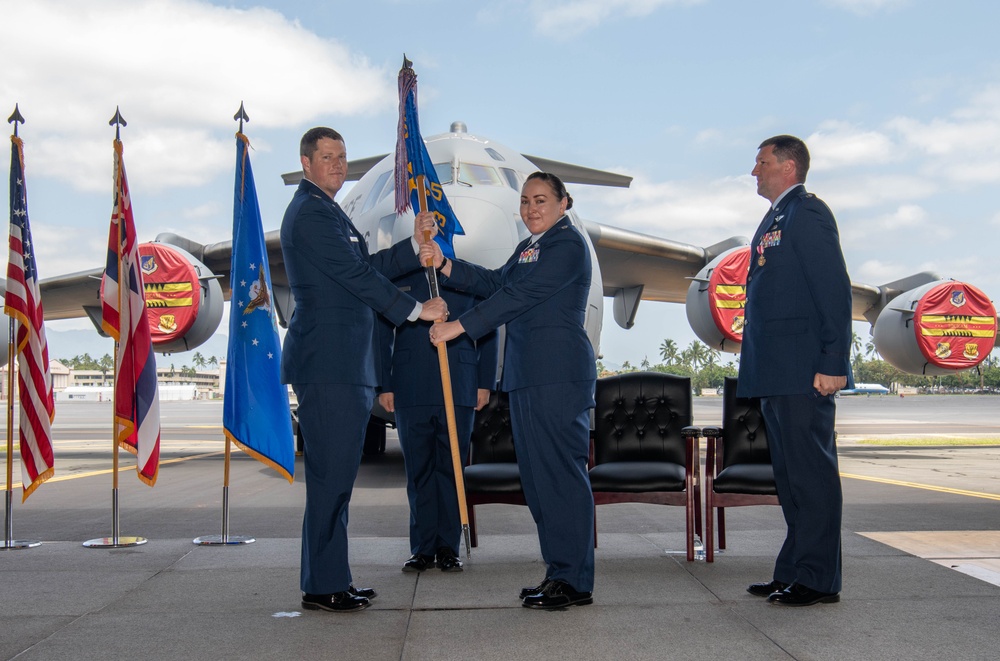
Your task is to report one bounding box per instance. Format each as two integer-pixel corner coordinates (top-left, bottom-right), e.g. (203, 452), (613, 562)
(0, 360), (221, 400)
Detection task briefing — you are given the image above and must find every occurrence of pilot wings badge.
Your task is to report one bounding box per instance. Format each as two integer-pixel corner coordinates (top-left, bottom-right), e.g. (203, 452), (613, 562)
(243, 265), (271, 315)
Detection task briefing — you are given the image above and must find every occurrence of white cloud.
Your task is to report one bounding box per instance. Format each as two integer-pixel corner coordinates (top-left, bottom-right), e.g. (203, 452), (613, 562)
(1, 0), (393, 191)
(823, 0), (910, 15)
(807, 121), (898, 171)
(531, 0), (705, 38)
(576, 172), (761, 247)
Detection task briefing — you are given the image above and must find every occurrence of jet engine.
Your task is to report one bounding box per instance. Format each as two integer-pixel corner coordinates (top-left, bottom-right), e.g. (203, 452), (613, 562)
(129, 242), (224, 354)
(685, 246), (749, 353)
(872, 280), (997, 375)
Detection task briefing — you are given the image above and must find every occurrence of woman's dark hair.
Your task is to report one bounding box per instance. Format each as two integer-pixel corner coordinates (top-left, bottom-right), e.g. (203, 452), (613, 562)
(525, 171), (573, 210)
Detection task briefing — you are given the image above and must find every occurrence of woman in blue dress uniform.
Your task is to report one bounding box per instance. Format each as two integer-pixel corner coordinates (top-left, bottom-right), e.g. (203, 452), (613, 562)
(424, 172), (597, 610)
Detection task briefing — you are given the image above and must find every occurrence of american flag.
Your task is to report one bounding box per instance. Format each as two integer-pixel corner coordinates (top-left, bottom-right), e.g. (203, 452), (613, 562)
(101, 139), (160, 486)
(4, 135), (55, 501)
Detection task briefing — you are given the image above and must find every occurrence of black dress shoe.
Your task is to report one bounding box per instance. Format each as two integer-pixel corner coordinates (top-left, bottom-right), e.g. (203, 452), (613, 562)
(402, 554), (435, 572)
(519, 578), (552, 600)
(436, 547), (464, 572)
(301, 591), (370, 612)
(747, 579), (789, 598)
(768, 583), (840, 606)
(348, 584), (377, 599)
(521, 579), (593, 610)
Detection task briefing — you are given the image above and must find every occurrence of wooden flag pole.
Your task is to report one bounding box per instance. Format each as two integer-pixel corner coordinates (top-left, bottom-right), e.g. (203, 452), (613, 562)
(417, 176), (472, 558)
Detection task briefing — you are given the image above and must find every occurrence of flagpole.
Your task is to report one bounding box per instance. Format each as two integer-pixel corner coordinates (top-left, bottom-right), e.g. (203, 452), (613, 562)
(3, 323), (38, 550)
(194, 106), (259, 546)
(418, 178), (473, 559)
(3, 107), (40, 550)
(85, 109), (146, 549)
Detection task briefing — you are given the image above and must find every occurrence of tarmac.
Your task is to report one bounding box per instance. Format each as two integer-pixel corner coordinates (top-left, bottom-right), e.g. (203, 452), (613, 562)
(2, 397), (1000, 661)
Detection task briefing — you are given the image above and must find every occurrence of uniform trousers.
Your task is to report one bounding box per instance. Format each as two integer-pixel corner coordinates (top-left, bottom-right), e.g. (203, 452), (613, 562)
(760, 393), (843, 594)
(294, 382), (374, 594)
(395, 404), (475, 556)
(509, 381), (596, 592)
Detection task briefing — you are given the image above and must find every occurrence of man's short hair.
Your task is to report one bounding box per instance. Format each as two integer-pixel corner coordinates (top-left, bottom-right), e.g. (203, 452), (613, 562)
(300, 127), (344, 159)
(759, 135), (810, 183)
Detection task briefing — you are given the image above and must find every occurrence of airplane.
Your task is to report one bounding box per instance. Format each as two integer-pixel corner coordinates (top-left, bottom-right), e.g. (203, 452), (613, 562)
(838, 383), (891, 396)
(12, 121), (1000, 449)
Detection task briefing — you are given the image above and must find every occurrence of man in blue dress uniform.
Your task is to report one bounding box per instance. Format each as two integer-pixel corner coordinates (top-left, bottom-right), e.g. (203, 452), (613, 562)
(739, 135), (853, 607)
(377, 242), (498, 573)
(280, 127), (447, 613)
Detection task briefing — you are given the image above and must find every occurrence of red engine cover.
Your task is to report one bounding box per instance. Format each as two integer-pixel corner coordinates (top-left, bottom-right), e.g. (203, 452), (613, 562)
(913, 282), (997, 369)
(137, 243), (201, 347)
(707, 247), (750, 343)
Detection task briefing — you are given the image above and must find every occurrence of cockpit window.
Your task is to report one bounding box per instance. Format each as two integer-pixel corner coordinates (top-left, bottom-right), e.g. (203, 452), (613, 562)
(485, 147), (505, 162)
(434, 162), (452, 185)
(362, 170), (392, 214)
(459, 163), (503, 187)
(500, 167), (521, 191)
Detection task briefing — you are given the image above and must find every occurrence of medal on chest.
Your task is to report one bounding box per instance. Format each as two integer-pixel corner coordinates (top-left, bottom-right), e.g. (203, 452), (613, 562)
(756, 229), (782, 267)
(518, 245), (540, 264)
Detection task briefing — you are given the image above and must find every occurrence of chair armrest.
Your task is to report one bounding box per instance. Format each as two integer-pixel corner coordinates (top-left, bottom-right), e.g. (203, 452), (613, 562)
(701, 426), (722, 438)
(681, 426), (702, 439)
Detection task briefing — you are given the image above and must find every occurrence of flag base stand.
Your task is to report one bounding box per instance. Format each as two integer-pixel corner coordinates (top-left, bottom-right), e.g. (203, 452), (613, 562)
(193, 534), (255, 546)
(83, 536), (147, 549)
(193, 484), (254, 545)
(4, 489), (41, 549)
(83, 488), (147, 548)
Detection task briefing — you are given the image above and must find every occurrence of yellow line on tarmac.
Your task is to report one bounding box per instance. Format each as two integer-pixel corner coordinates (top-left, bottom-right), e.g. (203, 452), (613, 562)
(841, 472), (1000, 501)
(6, 451), (224, 490)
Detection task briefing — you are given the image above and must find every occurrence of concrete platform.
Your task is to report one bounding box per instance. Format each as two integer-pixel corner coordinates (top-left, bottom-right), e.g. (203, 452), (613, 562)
(2, 399), (1000, 660)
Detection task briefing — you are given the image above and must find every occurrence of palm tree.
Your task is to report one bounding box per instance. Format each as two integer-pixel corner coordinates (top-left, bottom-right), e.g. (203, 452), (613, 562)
(640, 356), (650, 370)
(209, 356), (219, 368)
(851, 331), (864, 369)
(659, 339), (679, 365)
(192, 351), (206, 369)
(98, 353), (114, 386)
(682, 341), (710, 371)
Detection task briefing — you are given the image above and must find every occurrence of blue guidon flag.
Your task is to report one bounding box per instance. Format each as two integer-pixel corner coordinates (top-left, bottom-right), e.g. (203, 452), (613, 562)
(223, 132), (294, 483)
(394, 58), (464, 259)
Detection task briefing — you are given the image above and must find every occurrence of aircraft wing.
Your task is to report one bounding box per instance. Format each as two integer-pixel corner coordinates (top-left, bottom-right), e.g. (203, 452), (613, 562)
(584, 220), (747, 303)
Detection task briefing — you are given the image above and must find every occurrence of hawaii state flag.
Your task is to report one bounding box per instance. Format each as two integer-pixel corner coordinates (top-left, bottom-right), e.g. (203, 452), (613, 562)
(394, 59), (464, 259)
(223, 132), (294, 482)
(101, 138), (160, 486)
(5, 134), (55, 500)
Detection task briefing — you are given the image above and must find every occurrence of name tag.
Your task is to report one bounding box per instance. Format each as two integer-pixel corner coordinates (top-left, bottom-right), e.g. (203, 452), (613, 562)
(518, 246), (540, 263)
(350, 236), (359, 243)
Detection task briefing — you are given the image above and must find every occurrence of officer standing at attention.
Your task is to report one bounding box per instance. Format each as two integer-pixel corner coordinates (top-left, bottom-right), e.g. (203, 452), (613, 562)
(281, 127), (447, 613)
(739, 135), (853, 607)
(424, 172), (597, 610)
(377, 212), (499, 573)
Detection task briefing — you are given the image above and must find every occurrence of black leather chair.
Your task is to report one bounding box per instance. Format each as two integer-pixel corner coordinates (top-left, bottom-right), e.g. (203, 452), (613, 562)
(700, 377), (779, 562)
(463, 390), (526, 547)
(589, 372), (702, 561)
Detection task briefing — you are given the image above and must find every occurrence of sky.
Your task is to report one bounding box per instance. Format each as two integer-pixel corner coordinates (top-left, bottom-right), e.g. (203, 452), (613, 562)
(2, 0), (1000, 367)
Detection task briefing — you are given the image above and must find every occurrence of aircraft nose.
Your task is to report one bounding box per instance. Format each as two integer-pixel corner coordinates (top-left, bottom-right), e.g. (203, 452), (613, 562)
(447, 195), (520, 269)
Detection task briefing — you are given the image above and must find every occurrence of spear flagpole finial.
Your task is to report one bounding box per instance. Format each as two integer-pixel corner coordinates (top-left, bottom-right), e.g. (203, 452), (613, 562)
(8, 103), (25, 137)
(234, 101), (249, 134)
(109, 106), (127, 141)
(402, 54), (413, 71)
